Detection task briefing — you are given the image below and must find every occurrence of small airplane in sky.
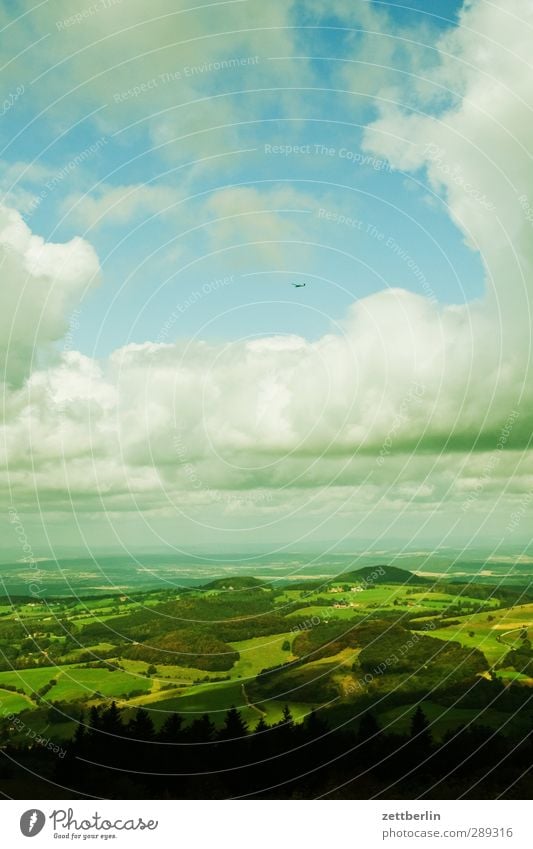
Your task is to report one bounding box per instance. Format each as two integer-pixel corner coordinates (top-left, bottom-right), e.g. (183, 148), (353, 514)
(290, 282), (307, 288)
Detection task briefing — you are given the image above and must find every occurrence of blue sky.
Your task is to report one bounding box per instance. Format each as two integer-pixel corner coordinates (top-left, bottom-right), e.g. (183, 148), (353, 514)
(1, 0), (482, 357)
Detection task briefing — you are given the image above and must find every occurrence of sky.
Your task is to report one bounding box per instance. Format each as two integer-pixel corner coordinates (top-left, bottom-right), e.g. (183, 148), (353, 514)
(0, 0), (532, 560)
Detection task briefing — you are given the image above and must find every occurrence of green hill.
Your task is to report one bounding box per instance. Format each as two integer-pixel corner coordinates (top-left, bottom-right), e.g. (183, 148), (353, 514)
(334, 564), (430, 585)
(200, 576), (266, 590)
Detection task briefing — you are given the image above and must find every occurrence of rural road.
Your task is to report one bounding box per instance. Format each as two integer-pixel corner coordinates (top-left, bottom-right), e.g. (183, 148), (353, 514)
(241, 683), (266, 717)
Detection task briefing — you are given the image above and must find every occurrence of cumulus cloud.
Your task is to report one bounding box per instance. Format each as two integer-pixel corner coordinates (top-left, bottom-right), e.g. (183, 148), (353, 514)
(0, 205), (99, 386)
(362, 0), (533, 328)
(1, 281), (530, 517)
(355, 1), (533, 499)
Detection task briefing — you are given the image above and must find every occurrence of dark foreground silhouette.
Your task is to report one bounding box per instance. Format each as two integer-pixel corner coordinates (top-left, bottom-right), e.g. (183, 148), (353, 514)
(1, 702), (532, 799)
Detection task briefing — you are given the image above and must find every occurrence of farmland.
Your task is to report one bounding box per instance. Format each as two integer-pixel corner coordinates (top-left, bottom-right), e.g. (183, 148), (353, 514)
(0, 563), (531, 751)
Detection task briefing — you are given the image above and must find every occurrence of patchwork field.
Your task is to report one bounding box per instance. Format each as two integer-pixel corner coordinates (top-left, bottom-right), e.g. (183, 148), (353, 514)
(431, 603), (533, 668)
(0, 565), (531, 742)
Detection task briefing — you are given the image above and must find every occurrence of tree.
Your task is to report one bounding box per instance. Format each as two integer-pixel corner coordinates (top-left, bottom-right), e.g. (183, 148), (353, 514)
(254, 716), (269, 734)
(188, 713), (216, 743)
(146, 665), (158, 676)
(278, 704), (294, 728)
(88, 705), (101, 731)
(410, 706), (432, 750)
(128, 708), (155, 741)
(281, 640), (291, 652)
(100, 701), (123, 735)
(303, 708), (328, 738)
(219, 706), (248, 739)
(159, 713), (183, 742)
(72, 717), (87, 750)
(357, 711), (380, 742)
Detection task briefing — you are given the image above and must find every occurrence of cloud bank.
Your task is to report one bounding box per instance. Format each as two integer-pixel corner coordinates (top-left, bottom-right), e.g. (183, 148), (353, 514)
(1, 0), (532, 547)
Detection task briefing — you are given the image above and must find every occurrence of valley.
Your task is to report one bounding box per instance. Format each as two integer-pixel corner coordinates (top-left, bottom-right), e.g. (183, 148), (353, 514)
(0, 563), (531, 745)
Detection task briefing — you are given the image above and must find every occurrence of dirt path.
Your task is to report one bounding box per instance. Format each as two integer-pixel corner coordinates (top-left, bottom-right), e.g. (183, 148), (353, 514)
(241, 683), (266, 717)
(499, 627), (528, 648)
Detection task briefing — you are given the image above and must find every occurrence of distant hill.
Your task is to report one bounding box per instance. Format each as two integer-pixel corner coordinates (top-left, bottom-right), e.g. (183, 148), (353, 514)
(200, 576), (266, 590)
(199, 567), (429, 591)
(332, 564), (430, 586)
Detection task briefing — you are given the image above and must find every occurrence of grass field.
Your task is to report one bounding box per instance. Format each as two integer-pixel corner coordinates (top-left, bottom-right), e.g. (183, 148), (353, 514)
(132, 680), (259, 726)
(47, 668), (152, 701)
(430, 623), (509, 666)
(0, 666), (70, 695)
(496, 668), (532, 683)
(287, 606), (359, 621)
(285, 585), (500, 626)
(118, 658), (223, 684)
(430, 603), (533, 667)
(61, 642), (118, 662)
(273, 589), (307, 605)
(129, 678), (313, 728)
(72, 613), (125, 626)
(377, 699), (530, 739)
(0, 689), (34, 715)
(230, 632), (296, 678)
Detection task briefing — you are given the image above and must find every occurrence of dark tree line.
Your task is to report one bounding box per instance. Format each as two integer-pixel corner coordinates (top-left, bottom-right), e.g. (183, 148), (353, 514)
(1, 700), (532, 800)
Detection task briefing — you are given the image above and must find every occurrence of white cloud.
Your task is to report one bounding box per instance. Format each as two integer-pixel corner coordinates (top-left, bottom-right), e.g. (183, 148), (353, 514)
(1, 281), (529, 517)
(362, 0), (533, 329)
(0, 204), (99, 386)
(61, 183), (183, 230)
